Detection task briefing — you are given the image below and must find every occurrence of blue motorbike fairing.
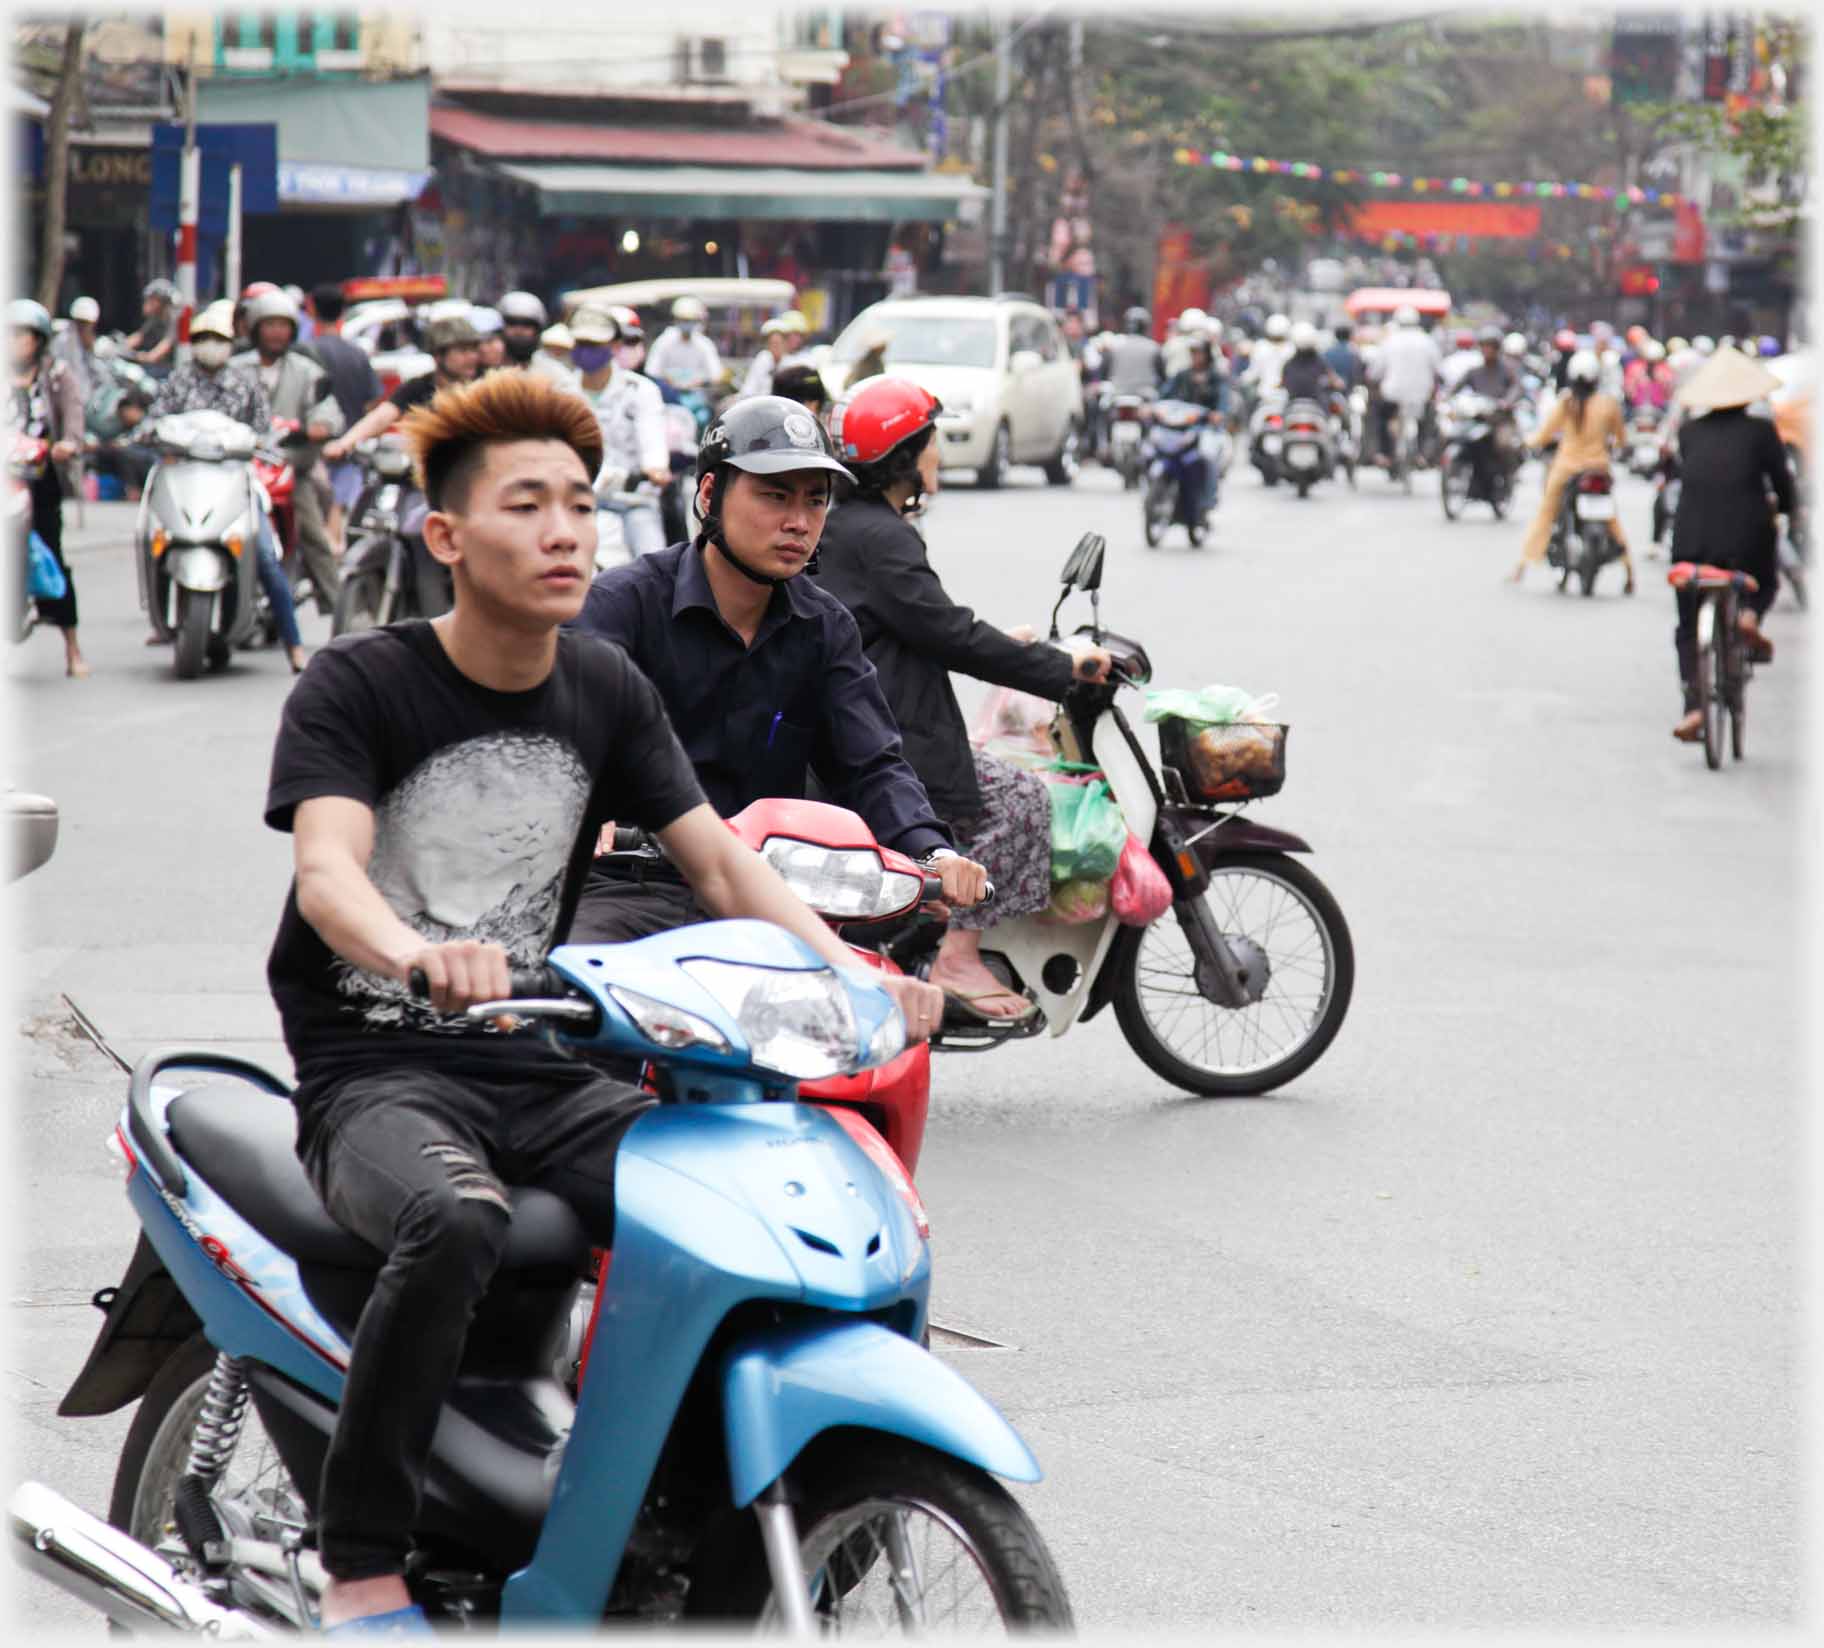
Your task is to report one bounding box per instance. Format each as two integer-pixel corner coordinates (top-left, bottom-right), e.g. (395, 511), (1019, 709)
(502, 1101), (930, 1624)
(547, 922), (902, 1080)
(722, 1319), (1040, 1508)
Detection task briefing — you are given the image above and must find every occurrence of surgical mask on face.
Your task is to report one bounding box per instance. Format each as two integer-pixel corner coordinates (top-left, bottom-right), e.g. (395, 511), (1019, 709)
(192, 337), (232, 370)
(572, 343), (614, 374)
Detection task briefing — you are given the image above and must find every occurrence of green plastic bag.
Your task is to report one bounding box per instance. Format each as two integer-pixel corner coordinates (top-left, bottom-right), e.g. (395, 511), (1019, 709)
(1048, 777), (1125, 885)
(1143, 684), (1277, 727)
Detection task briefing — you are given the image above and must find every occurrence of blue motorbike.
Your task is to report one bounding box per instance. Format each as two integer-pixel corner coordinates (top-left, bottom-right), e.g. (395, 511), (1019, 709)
(1141, 399), (1215, 549)
(10, 922), (1070, 1634)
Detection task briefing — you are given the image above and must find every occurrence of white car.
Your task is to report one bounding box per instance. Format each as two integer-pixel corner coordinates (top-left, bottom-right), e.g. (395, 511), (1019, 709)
(825, 296), (1085, 488)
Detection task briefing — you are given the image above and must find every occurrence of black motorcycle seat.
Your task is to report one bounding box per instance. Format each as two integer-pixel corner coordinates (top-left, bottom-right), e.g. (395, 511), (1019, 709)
(165, 1084), (590, 1274)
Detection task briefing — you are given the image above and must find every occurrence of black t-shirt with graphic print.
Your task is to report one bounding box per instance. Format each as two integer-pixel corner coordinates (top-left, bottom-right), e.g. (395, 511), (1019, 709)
(265, 620), (704, 1111)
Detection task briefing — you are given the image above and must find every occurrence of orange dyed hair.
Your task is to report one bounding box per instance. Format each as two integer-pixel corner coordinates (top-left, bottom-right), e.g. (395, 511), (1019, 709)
(399, 371), (604, 511)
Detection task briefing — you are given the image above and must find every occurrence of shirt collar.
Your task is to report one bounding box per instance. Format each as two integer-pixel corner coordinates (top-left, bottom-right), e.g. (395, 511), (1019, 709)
(672, 540), (821, 627)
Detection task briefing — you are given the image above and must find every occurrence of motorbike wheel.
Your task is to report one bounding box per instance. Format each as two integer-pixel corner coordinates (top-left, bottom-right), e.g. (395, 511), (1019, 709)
(1489, 468), (1511, 520)
(1579, 529), (1605, 596)
(110, 1335), (310, 1630)
(205, 635), (231, 673)
(975, 424), (1011, 491)
(1043, 420), (1081, 486)
(1112, 854), (1355, 1097)
(1143, 477), (1172, 547)
(172, 589), (210, 680)
(332, 567), (387, 638)
(1441, 456), (1468, 521)
(688, 1434), (1071, 1630)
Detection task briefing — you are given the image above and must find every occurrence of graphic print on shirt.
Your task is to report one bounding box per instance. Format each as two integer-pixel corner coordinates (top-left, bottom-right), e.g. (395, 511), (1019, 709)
(337, 731), (591, 1031)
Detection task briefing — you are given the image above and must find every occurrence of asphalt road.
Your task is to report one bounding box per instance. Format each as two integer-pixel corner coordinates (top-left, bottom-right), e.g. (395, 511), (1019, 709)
(3, 439), (1807, 1637)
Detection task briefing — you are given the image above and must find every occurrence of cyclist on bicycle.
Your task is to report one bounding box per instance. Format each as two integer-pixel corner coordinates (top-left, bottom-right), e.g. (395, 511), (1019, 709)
(1667, 346), (1798, 742)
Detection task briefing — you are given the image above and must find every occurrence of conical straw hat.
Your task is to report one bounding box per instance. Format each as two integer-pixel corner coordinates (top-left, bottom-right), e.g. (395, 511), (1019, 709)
(1676, 343), (1782, 411)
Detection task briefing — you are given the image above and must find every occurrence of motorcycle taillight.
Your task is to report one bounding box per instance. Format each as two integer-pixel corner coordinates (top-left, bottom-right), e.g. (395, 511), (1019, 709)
(1266, 415), (1283, 428)
(1578, 473), (1612, 494)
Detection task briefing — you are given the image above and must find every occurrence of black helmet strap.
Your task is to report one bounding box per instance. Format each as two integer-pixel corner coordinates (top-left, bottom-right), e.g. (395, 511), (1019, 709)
(696, 465), (821, 585)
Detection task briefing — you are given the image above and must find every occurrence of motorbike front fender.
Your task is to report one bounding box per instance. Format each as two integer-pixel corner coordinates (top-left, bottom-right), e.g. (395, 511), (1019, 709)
(1161, 804), (1314, 858)
(722, 1318), (1039, 1508)
(165, 546), (231, 593)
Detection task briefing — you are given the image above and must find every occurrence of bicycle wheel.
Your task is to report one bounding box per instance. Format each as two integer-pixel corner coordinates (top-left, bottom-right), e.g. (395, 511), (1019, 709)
(1695, 596), (1723, 771)
(1728, 632), (1748, 762)
(1441, 454), (1468, 520)
(1112, 854), (1354, 1096)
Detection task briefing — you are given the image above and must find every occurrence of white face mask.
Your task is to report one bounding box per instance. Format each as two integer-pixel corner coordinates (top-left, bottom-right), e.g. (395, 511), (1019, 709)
(192, 337), (232, 370)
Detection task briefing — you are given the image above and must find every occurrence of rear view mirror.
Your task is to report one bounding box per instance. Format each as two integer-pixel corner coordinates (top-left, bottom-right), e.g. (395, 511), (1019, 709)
(1059, 532), (1105, 591)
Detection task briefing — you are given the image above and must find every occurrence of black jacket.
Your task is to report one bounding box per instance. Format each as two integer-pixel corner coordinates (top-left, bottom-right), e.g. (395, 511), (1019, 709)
(812, 497), (1078, 820)
(1672, 408), (1796, 573)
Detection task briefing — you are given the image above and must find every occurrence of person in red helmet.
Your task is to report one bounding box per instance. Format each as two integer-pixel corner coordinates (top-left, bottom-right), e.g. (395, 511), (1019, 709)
(235, 280), (282, 349)
(813, 378), (1114, 1023)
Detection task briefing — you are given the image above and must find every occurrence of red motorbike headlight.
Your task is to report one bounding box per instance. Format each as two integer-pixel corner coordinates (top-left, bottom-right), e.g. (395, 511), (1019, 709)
(761, 837), (922, 921)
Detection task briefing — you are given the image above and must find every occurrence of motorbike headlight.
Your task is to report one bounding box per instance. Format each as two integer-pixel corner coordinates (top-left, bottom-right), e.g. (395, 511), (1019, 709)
(760, 837), (923, 921)
(607, 985), (731, 1055)
(681, 960), (859, 1079)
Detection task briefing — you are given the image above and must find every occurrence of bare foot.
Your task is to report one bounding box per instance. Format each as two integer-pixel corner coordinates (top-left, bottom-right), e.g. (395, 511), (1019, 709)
(65, 656), (90, 678)
(1506, 564), (1525, 584)
(320, 1573), (412, 1629)
(928, 956), (1030, 1019)
(1672, 711), (1704, 742)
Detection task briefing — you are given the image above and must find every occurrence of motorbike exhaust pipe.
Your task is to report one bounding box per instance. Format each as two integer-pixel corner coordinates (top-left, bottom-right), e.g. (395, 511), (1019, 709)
(8, 1481), (275, 1638)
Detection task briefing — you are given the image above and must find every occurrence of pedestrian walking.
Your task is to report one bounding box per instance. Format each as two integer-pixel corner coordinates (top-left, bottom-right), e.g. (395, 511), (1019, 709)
(9, 299), (90, 676)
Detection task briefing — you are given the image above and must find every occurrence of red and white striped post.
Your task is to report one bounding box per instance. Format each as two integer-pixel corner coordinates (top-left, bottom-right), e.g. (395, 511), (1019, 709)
(174, 67), (199, 340)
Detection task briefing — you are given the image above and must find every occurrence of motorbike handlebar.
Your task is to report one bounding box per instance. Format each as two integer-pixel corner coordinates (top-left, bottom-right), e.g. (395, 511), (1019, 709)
(407, 963), (571, 1003)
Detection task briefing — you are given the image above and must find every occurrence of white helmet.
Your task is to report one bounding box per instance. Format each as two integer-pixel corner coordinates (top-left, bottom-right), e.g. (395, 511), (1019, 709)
(1566, 349), (1601, 386)
(243, 288), (300, 337)
(70, 296), (100, 324)
(1179, 307), (1208, 334)
(1205, 317), (1224, 343)
(1393, 304), (1420, 328)
(1503, 331), (1526, 357)
(672, 296), (708, 323)
(1693, 335), (1716, 356)
(1290, 321), (1320, 352)
(1644, 339), (1666, 363)
(469, 306), (503, 336)
(1264, 313), (1291, 340)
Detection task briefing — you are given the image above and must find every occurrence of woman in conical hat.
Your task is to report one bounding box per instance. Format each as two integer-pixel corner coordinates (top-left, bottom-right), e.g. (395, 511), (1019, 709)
(1668, 345), (1800, 742)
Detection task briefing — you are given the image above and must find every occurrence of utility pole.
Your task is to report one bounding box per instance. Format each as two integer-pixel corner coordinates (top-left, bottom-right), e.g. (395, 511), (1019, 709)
(35, 22), (85, 311)
(990, 12), (1011, 294)
(175, 62), (201, 335)
(225, 164), (243, 302)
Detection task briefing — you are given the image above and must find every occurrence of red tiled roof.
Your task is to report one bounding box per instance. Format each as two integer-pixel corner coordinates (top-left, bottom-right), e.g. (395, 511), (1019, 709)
(429, 105), (925, 171)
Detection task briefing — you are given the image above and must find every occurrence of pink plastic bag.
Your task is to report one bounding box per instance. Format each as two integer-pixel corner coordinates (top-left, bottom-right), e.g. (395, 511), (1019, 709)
(1110, 834), (1172, 927)
(969, 683), (1056, 758)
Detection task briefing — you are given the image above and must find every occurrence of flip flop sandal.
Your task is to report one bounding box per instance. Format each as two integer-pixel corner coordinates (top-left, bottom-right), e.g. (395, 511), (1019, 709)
(941, 989), (1038, 1025)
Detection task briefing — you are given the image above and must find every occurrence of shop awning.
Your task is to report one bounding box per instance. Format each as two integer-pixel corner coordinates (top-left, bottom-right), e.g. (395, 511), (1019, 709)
(493, 161), (987, 224)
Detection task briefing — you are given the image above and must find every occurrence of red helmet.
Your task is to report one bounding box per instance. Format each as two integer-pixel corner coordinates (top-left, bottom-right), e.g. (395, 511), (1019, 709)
(240, 281), (280, 305)
(830, 377), (942, 467)
(1553, 328), (1577, 351)
(1454, 328), (1474, 349)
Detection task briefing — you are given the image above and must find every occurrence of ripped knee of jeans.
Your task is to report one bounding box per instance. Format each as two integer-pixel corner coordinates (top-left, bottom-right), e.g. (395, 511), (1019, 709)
(419, 1140), (512, 1216)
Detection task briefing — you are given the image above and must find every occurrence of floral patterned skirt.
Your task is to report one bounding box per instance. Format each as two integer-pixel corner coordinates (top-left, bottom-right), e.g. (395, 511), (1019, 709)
(950, 750), (1053, 932)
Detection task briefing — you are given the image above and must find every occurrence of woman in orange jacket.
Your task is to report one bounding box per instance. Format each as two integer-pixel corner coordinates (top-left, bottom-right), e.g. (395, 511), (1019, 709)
(1509, 349), (1635, 593)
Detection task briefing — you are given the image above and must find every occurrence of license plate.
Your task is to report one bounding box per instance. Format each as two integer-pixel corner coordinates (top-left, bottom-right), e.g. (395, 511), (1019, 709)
(1285, 444), (1318, 466)
(1635, 444), (1657, 463)
(1113, 424), (1140, 444)
(1576, 495), (1616, 521)
(1261, 435), (1282, 453)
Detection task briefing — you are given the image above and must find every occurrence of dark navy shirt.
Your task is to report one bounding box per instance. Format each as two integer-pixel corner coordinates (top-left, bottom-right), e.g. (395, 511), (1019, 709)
(571, 542), (952, 858)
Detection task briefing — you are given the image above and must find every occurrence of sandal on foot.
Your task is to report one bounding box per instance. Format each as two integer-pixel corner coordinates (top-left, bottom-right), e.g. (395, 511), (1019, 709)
(1672, 718), (1704, 743)
(941, 989), (1037, 1025)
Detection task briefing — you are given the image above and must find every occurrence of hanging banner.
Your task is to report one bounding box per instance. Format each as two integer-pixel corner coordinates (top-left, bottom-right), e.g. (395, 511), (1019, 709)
(1346, 201), (1543, 239)
(1171, 147), (1679, 207)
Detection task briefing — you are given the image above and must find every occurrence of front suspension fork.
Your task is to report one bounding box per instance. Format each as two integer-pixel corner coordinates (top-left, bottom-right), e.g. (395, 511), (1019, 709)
(1155, 813), (1253, 1008)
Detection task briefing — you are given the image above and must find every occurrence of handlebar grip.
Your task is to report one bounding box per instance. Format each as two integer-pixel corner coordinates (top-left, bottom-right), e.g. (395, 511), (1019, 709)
(408, 963), (567, 1001)
(612, 825), (649, 852)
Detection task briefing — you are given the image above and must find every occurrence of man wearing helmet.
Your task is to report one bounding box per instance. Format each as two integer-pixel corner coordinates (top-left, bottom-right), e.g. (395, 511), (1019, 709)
(124, 279), (179, 372)
(496, 291), (565, 386)
(741, 309), (811, 400)
(646, 296), (722, 393)
(567, 394), (992, 944)
(52, 295), (102, 401)
(1374, 304), (1443, 468)
(813, 377), (1111, 1020)
(1240, 313), (1294, 395)
(568, 305), (670, 557)
(235, 288), (347, 613)
(1440, 326), (1482, 392)
(323, 314), (484, 458)
(1097, 307), (1165, 397)
(138, 300), (308, 670)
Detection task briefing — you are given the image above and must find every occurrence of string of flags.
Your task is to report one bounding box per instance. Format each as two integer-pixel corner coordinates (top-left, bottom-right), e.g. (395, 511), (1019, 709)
(1172, 146), (1682, 210)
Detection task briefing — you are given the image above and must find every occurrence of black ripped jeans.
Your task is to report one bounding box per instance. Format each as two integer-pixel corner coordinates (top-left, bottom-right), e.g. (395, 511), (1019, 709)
(297, 1064), (650, 1580)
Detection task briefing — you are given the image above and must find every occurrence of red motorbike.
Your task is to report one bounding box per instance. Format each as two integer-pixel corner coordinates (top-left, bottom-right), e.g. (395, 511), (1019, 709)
(572, 797), (941, 1390)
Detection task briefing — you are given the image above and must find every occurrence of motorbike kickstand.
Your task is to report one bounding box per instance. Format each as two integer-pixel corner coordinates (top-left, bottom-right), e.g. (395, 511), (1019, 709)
(754, 1477), (817, 1638)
